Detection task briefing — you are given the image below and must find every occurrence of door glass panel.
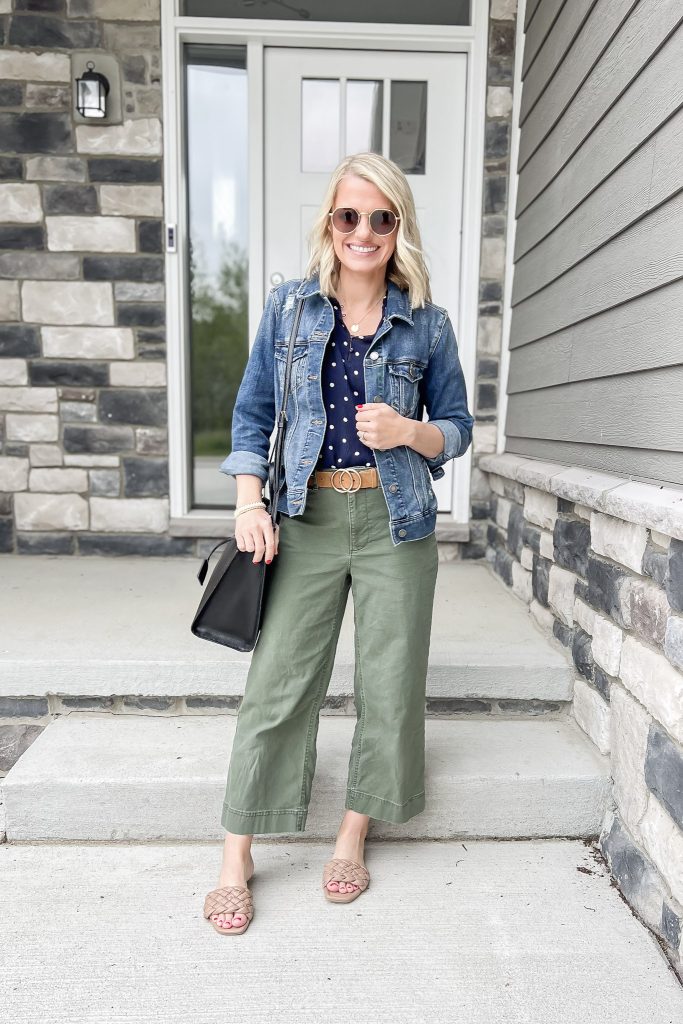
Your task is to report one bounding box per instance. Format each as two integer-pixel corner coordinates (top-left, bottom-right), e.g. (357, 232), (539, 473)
(182, 1), (471, 24)
(185, 44), (248, 509)
(346, 80), (383, 155)
(301, 78), (340, 172)
(390, 80), (427, 174)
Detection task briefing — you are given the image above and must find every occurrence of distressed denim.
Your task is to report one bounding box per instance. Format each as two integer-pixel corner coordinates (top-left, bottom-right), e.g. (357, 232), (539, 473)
(221, 476), (439, 834)
(220, 273), (475, 545)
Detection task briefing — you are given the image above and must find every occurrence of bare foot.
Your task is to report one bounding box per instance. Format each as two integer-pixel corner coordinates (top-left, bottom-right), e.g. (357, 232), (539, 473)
(210, 832), (255, 932)
(325, 810), (369, 896)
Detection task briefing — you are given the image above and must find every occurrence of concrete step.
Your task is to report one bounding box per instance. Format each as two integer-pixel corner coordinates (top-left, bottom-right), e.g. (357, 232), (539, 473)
(1, 712), (611, 842)
(3, 840), (682, 1022)
(0, 555), (573, 703)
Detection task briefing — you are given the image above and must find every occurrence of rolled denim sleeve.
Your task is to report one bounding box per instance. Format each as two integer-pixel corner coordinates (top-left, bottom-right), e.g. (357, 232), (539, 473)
(219, 286), (280, 483)
(420, 312), (474, 481)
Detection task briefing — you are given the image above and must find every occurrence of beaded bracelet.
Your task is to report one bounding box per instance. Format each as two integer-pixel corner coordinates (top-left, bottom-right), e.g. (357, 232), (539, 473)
(234, 500), (268, 518)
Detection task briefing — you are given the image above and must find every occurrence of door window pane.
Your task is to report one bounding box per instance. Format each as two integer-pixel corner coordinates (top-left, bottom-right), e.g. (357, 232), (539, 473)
(390, 80), (427, 174)
(182, 1), (471, 24)
(301, 79), (340, 172)
(185, 44), (248, 509)
(346, 80), (383, 155)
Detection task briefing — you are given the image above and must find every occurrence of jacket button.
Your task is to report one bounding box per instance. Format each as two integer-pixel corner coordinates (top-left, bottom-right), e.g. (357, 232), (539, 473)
(398, 528), (406, 537)
(372, 395), (382, 403)
(389, 483), (397, 493)
(369, 351), (379, 360)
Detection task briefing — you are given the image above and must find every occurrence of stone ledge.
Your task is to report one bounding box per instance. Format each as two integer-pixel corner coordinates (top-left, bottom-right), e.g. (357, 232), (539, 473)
(479, 454), (683, 541)
(435, 518), (470, 543)
(169, 512), (233, 538)
(169, 513), (470, 542)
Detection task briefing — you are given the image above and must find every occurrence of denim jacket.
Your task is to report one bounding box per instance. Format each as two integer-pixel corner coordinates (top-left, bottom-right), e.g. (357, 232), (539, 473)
(220, 272), (474, 545)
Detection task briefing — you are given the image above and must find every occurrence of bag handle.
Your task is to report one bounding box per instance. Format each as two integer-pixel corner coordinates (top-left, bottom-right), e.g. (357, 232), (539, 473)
(197, 537), (229, 585)
(267, 293), (306, 530)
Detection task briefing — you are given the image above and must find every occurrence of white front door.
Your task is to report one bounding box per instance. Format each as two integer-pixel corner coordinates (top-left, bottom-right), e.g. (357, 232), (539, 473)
(264, 47), (467, 511)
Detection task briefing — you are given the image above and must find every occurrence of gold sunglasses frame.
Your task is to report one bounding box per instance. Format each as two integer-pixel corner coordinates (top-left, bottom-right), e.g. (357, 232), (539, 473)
(328, 207), (401, 236)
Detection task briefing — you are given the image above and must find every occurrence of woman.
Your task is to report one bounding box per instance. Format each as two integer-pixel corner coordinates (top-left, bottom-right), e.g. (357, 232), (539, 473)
(204, 152), (474, 934)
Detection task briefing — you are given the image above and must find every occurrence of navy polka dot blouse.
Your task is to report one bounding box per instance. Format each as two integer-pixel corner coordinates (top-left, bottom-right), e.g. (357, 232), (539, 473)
(315, 293), (388, 472)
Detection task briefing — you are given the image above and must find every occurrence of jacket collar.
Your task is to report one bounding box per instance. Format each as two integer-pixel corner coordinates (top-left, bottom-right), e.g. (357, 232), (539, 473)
(295, 271), (413, 326)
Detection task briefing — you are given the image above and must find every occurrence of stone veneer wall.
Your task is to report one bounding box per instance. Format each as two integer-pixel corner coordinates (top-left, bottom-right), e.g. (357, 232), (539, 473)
(0, 0), (517, 556)
(0, 0), (176, 556)
(465, 0), (519, 556)
(480, 452), (683, 979)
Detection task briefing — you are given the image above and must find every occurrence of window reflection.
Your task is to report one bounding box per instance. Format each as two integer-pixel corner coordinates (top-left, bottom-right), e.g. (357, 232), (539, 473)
(181, 0), (472, 24)
(185, 45), (248, 509)
(301, 79), (340, 172)
(390, 80), (427, 174)
(346, 80), (383, 155)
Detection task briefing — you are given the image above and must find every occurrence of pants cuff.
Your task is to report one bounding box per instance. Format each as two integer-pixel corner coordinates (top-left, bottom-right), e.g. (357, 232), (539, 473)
(221, 802), (308, 835)
(345, 788), (425, 824)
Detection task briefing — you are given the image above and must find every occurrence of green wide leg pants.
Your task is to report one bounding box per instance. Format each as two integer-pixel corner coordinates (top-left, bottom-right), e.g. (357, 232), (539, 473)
(221, 475), (439, 834)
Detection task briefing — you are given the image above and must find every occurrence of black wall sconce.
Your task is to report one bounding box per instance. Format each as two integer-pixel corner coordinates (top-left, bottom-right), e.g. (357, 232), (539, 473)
(75, 60), (110, 119)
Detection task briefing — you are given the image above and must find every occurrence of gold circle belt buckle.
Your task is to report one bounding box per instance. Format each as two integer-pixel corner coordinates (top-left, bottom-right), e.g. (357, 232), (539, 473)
(330, 468), (362, 493)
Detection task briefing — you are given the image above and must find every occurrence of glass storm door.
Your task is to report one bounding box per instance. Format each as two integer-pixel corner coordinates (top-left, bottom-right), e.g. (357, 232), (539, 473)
(185, 44), (249, 509)
(264, 48), (467, 511)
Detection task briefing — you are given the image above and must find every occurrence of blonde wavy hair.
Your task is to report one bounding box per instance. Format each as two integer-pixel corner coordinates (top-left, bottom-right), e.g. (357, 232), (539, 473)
(303, 152), (432, 309)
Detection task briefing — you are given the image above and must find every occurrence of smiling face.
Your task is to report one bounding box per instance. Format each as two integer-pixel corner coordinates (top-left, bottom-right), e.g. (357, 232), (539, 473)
(328, 173), (398, 278)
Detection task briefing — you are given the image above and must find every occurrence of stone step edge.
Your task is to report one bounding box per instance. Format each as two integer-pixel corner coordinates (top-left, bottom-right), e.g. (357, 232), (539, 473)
(2, 694), (573, 719)
(0, 660), (575, 702)
(1, 714), (611, 842)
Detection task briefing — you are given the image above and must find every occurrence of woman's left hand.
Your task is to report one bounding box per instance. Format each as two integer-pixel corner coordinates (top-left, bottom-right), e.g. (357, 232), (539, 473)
(354, 402), (412, 451)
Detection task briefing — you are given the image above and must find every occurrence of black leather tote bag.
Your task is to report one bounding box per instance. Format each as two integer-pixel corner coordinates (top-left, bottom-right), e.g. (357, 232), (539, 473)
(190, 293), (306, 651)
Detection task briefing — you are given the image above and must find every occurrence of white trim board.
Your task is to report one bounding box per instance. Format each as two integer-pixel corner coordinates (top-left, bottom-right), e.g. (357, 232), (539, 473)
(161, 5), (490, 526)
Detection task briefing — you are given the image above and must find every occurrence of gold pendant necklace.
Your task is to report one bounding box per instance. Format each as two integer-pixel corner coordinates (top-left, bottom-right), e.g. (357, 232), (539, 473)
(339, 291), (386, 334)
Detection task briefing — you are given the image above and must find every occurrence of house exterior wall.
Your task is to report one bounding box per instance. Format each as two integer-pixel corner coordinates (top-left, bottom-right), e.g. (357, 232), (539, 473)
(481, 451), (683, 973)
(0, 0), (174, 555)
(505, 0), (683, 486)
(480, 0), (683, 978)
(1, 0), (681, 979)
(0, 0), (518, 556)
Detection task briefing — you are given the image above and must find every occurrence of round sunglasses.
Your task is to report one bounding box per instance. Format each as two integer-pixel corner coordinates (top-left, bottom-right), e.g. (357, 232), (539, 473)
(329, 207), (400, 236)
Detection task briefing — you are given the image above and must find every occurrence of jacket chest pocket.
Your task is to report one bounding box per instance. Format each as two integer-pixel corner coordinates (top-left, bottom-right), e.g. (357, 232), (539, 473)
(274, 342), (309, 392)
(386, 360), (425, 416)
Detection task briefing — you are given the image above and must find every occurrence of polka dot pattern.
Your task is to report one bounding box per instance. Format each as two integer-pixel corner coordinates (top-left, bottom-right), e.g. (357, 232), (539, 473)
(315, 294), (387, 472)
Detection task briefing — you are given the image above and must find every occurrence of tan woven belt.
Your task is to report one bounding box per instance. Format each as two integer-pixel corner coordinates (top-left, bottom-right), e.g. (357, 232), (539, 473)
(308, 467), (379, 492)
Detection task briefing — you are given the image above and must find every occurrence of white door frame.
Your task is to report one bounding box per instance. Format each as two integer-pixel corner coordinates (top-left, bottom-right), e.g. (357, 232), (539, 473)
(161, 0), (489, 532)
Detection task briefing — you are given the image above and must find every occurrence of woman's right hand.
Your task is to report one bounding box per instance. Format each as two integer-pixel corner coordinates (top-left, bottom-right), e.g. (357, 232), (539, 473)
(234, 508), (279, 564)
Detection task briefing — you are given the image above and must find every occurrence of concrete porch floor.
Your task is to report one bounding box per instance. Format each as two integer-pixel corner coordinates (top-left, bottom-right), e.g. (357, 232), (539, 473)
(1, 838), (682, 1023)
(0, 554), (572, 701)
(3, 554), (679, 1014)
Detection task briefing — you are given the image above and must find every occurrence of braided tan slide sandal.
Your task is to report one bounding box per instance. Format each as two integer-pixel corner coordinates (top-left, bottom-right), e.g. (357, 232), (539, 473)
(203, 884), (254, 935)
(322, 857), (370, 903)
